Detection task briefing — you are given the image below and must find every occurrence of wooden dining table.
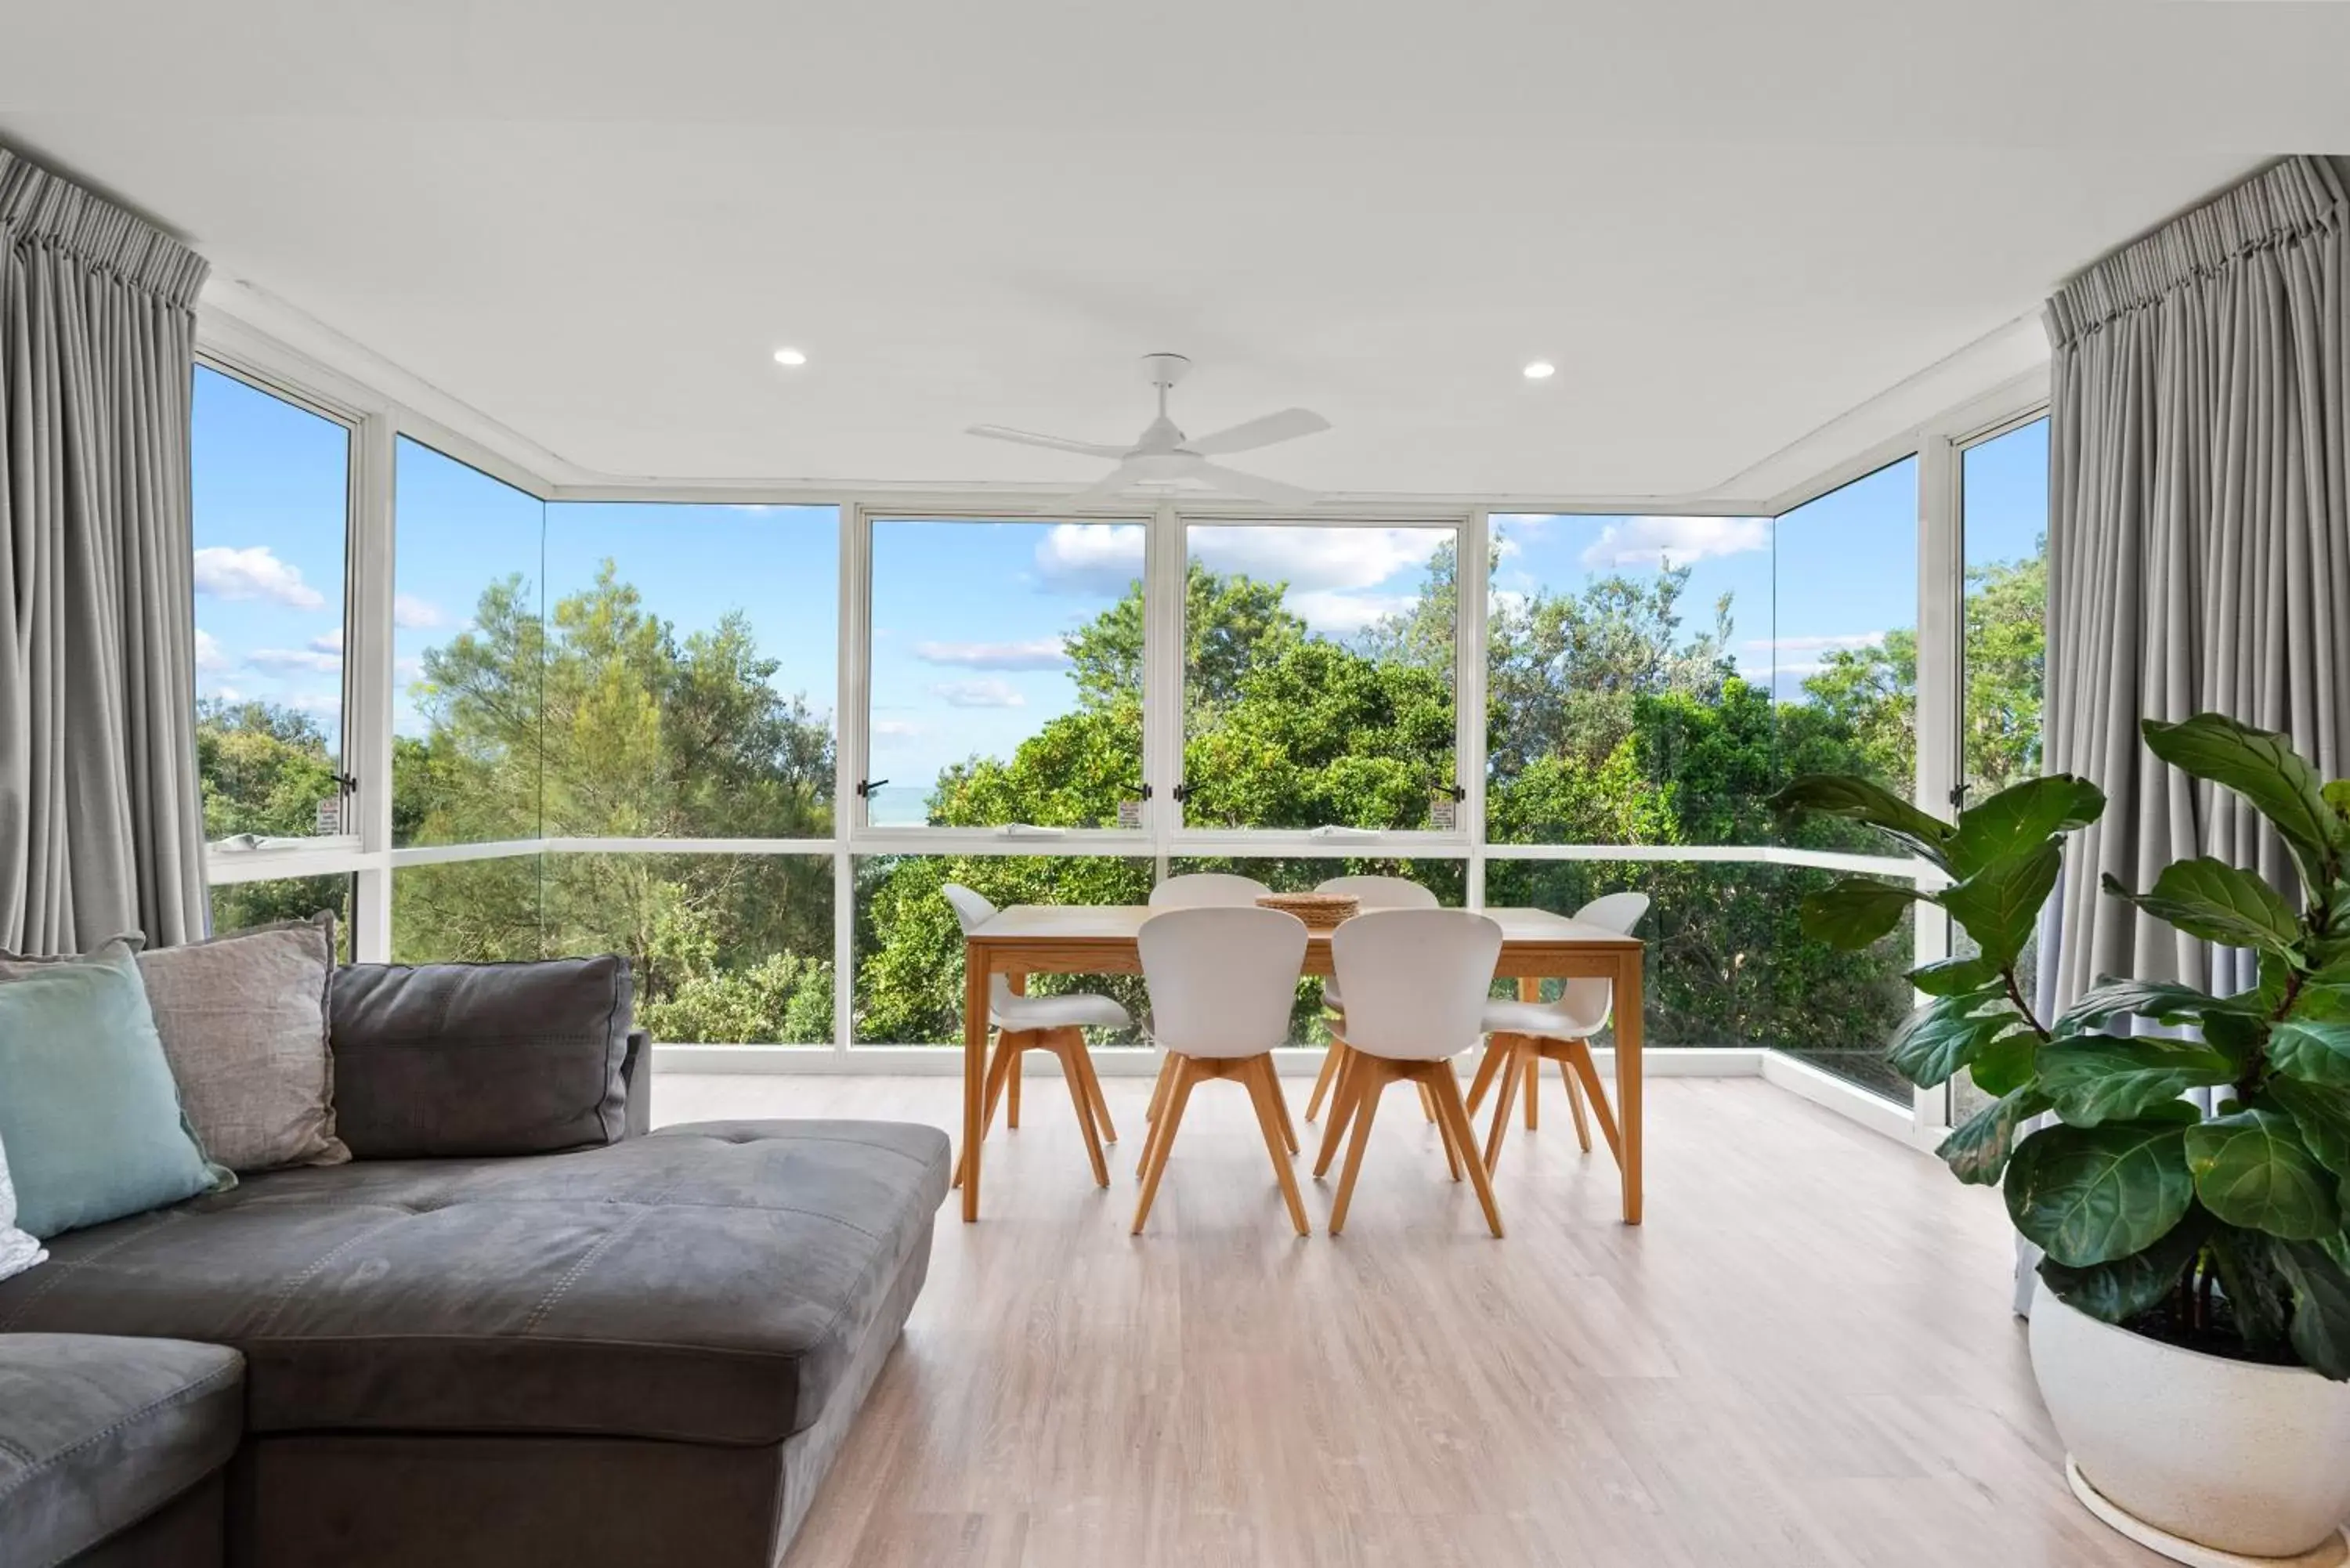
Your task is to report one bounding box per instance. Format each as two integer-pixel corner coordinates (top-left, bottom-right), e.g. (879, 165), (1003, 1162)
(957, 905), (1647, 1225)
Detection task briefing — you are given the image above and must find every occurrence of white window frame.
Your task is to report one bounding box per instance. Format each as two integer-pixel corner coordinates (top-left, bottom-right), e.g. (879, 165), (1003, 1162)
(195, 313), (2049, 1144)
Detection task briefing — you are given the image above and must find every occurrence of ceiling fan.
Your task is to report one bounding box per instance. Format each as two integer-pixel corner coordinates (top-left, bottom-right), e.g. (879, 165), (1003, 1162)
(967, 353), (1330, 510)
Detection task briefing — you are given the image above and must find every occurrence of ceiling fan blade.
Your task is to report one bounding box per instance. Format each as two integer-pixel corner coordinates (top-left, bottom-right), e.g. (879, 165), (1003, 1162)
(1188, 461), (1320, 510)
(967, 425), (1129, 460)
(1184, 407), (1331, 457)
(1040, 462), (1147, 515)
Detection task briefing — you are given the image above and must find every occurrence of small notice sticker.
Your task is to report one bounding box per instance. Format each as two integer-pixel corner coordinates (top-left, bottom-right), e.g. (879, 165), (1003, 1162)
(315, 796), (343, 836)
(1117, 800), (1144, 830)
(1429, 796), (1458, 832)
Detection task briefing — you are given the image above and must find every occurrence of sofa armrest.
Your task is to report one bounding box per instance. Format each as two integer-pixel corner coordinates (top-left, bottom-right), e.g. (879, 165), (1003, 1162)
(621, 1029), (653, 1139)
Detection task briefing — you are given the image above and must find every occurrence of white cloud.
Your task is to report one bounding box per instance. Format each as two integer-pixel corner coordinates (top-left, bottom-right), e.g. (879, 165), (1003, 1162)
(247, 647), (344, 674)
(192, 546), (324, 609)
(1740, 632), (1885, 656)
(929, 679), (1026, 710)
(193, 628), (229, 671)
(1289, 589), (1415, 637)
(309, 628), (345, 655)
(203, 681), (246, 703)
(1190, 526), (1444, 594)
(1579, 515), (1769, 572)
(913, 638), (1068, 670)
(393, 594), (446, 630)
(285, 692), (342, 716)
(1033, 524), (1148, 595)
(870, 718), (924, 739)
(395, 657), (424, 681)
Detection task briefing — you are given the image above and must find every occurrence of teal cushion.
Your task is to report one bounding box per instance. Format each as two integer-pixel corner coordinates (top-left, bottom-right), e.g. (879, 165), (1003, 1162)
(0, 941), (231, 1237)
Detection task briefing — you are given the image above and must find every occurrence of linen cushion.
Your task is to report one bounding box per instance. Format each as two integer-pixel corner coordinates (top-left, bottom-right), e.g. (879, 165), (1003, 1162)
(0, 1125), (45, 1284)
(329, 956), (635, 1158)
(0, 940), (231, 1237)
(0, 1121), (953, 1447)
(131, 914), (351, 1172)
(0, 1333), (244, 1568)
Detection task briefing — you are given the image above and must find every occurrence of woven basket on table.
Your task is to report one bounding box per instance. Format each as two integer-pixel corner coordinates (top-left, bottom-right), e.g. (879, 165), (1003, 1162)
(1253, 892), (1359, 932)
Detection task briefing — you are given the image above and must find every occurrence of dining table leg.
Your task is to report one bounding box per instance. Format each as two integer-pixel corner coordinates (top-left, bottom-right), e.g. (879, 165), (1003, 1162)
(1615, 948), (1643, 1224)
(962, 941), (989, 1222)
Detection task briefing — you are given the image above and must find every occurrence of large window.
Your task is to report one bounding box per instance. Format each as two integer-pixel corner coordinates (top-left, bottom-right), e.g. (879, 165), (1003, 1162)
(1180, 522), (1458, 831)
(191, 366), (352, 846)
(866, 517), (1144, 829)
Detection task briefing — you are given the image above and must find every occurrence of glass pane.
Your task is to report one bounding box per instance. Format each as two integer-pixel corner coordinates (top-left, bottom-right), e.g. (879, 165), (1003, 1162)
(1168, 854), (1468, 1045)
(1772, 457), (1920, 814)
(866, 518), (1144, 829)
(1486, 512), (1770, 846)
(208, 876), (353, 961)
(392, 858), (544, 963)
(1483, 858), (1915, 1097)
(545, 853), (833, 1044)
(392, 439), (546, 847)
(191, 367), (350, 842)
(852, 855), (1153, 1045)
(541, 504), (837, 839)
(1181, 523), (1457, 830)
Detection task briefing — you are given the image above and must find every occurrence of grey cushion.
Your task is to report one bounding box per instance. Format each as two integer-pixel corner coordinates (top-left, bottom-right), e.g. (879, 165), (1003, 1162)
(329, 956), (634, 1158)
(0, 1334), (242, 1568)
(0, 1121), (950, 1449)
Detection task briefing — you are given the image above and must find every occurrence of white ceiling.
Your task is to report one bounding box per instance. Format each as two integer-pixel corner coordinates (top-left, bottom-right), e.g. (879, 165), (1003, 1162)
(2, 1), (2343, 503)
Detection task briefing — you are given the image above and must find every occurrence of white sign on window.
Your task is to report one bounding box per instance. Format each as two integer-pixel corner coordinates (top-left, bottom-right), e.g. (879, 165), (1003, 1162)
(1116, 799), (1144, 830)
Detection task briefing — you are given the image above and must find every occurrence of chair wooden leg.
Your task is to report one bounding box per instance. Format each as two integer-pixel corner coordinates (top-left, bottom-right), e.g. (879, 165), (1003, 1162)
(1329, 1060), (1392, 1237)
(1434, 1081), (1465, 1183)
(952, 1031), (1021, 1190)
(1426, 1064), (1504, 1237)
(1060, 1036), (1110, 1189)
(1068, 1031), (1116, 1144)
(1416, 1080), (1439, 1123)
(1132, 1056), (1198, 1234)
(1007, 1045), (1022, 1129)
(1144, 1050), (1177, 1123)
(1559, 1049), (1593, 1152)
(1464, 1036), (1509, 1116)
(1314, 1046), (1362, 1180)
(1304, 1041), (1344, 1122)
(1523, 1050), (1538, 1129)
(1243, 1057), (1311, 1237)
(1264, 1062), (1300, 1154)
(1562, 1040), (1623, 1165)
(1483, 1037), (1524, 1176)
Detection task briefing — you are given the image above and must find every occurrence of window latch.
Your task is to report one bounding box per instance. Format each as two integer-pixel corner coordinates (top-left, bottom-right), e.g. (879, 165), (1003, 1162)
(1170, 782), (1191, 804)
(1441, 783), (1467, 802)
(855, 778), (890, 799)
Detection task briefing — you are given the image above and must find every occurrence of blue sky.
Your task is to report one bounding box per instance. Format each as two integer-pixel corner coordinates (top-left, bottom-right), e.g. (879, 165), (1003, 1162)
(192, 364), (2049, 828)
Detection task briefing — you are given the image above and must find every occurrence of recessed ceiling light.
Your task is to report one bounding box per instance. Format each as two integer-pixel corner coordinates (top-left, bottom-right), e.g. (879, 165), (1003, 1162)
(1523, 360), (1556, 381)
(772, 347), (808, 367)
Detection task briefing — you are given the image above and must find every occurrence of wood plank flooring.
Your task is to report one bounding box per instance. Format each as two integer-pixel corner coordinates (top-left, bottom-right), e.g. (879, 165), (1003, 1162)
(652, 1070), (2164, 1568)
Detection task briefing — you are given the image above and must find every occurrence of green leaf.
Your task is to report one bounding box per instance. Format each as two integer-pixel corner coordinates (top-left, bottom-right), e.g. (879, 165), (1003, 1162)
(2037, 1207), (2208, 1324)
(2037, 1038), (2236, 1126)
(1798, 876), (1927, 950)
(1939, 840), (2061, 969)
(1885, 989), (2012, 1089)
(2185, 1109), (2343, 1241)
(1767, 774), (1954, 867)
(2208, 1228), (2294, 1355)
(2270, 999), (2350, 1089)
(1907, 953), (2004, 997)
(1968, 1027), (2044, 1097)
(2267, 1077), (2350, 1182)
(2269, 1240), (2350, 1380)
(1947, 774), (2105, 879)
(2053, 977), (2250, 1038)
(2324, 779), (2350, 822)
(2005, 1119), (2196, 1267)
(2101, 858), (2302, 957)
(1939, 1089), (2048, 1185)
(2141, 714), (2345, 894)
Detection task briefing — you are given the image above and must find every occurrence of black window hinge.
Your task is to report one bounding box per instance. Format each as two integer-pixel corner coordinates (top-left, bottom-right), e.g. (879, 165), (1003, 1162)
(855, 778), (890, 798)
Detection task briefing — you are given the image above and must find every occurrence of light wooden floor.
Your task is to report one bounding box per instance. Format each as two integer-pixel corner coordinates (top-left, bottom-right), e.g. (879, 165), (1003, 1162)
(653, 1070), (2164, 1568)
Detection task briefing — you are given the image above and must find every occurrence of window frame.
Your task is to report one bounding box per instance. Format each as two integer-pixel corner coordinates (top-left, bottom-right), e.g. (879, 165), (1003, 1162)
(200, 316), (2044, 1121)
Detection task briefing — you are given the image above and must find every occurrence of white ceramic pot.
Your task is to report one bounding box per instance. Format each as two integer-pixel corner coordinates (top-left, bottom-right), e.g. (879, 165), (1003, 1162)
(2030, 1287), (2350, 1561)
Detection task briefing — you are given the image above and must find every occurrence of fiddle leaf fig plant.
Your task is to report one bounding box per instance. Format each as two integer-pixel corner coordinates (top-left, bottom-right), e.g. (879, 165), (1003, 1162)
(1769, 712), (2350, 1379)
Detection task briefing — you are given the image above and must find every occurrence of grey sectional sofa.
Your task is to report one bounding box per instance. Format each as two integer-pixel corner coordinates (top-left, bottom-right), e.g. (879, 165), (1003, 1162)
(0, 958), (949, 1568)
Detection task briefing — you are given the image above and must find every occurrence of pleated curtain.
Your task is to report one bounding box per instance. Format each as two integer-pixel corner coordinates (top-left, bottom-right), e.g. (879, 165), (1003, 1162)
(0, 147), (211, 955)
(2037, 156), (2350, 1022)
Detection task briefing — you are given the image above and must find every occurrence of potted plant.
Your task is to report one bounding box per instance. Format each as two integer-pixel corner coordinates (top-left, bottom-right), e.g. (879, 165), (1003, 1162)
(1772, 713), (2350, 1565)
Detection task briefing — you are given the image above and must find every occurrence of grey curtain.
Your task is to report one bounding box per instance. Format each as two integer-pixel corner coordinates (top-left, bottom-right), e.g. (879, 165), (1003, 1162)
(2039, 155), (2350, 1022)
(0, 147), (211, 956)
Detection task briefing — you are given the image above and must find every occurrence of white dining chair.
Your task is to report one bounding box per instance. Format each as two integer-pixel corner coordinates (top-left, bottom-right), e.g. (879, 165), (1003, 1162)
(1465, 892), (1649, 1176)
(1131, 906), (1313, 1236)
(942, 883), (1130, 1189)
(1303, 875), (1440, 1123)
(1312, 909), (1506, 1237)
(1147, 872), (1271, 907)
